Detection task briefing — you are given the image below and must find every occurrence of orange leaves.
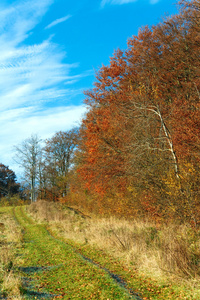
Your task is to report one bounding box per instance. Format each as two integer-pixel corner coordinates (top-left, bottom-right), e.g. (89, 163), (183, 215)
(74, 0), (200, 221)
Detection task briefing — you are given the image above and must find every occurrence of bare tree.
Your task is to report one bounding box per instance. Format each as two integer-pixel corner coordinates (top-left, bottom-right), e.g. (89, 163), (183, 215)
(44, 129), (79, 197)
(14, 134), (42, 202)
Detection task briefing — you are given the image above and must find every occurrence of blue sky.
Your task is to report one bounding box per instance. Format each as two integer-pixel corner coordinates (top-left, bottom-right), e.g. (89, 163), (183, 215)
(0, 0), (178, 177)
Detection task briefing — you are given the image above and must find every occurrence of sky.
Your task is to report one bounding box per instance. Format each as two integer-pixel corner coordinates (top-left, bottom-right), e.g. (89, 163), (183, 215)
(0, 0), (178, 178)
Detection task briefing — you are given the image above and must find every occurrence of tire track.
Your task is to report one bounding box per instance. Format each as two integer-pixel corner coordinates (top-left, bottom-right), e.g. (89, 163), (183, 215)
(45, 227), (143, 300)
(13, 206), (140, 299)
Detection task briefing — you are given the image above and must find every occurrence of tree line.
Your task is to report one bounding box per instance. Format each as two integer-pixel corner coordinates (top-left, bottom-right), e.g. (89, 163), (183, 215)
(13, 129), (79, 202)
(0, 129), (78, 204)
(1, 0), (199, 224)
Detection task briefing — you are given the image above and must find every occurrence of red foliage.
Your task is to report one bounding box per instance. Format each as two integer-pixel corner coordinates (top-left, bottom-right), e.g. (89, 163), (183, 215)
(76, 1), (200, 221)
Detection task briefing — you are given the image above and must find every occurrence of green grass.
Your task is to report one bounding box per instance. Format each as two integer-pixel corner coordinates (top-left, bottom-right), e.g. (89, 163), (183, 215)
(13, 206), (136, 299)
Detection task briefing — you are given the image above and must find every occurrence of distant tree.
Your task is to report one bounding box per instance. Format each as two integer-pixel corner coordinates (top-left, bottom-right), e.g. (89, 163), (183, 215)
(14, 134), (42, 202)
(43, 129), (79, 198)
(0, 163), (20, 199)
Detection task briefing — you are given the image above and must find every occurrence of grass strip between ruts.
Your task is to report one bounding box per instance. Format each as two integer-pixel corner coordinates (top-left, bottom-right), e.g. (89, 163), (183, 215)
(13, 206), (137, 299)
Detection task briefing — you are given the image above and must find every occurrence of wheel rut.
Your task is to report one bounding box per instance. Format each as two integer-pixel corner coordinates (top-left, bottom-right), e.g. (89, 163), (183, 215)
(13, 206), (143, 299)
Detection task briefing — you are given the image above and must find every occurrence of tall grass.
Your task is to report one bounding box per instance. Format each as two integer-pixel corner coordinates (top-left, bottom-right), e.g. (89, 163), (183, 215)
(28, 201), (200, 294)
(0, 209), (23, 299)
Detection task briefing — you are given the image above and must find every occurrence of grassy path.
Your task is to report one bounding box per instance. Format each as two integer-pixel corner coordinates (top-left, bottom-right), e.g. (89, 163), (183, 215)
(13, 206), (139, 299)
(0, 205), (193, 299)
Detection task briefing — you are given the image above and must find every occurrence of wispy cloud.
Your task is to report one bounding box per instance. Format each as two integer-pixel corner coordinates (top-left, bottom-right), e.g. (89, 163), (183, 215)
(101, 0), (160, 7)
(0, 0), (54, 45)
(0, 0), (87, 176)
(45, 15), (72, 29)
(0, 38), (76, 111)
(101, 0), (136, 7)
(0, 105), (86, 143)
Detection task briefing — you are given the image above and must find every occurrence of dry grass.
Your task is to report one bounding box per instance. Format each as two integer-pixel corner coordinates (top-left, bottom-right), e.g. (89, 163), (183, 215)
(28, 200), (200, 296)
(0, 209), (23, 299)
(28, 200), (65, 222)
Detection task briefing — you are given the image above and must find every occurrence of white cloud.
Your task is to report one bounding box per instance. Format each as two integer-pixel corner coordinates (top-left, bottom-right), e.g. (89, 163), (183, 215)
(45, 15), (71, 29)
(0, 105), (86, 142)
(0, 0), (54, 45)
(101, 0), (160, 7)
(0, 39), (74, 111)
(101, 0), (136, 7)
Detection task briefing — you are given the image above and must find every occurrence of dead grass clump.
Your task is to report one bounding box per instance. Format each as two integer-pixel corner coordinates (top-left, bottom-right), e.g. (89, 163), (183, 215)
(158, 225), (200, 277)
(28, 200), (65, 222)
(0, 211), (23, 299)
(1, 271), (22, 299)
